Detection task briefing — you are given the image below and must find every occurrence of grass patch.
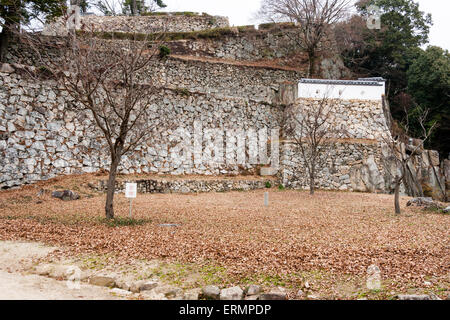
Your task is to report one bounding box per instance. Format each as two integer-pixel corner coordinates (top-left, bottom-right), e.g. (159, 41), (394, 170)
(0, 213), (89, 226)
(75, 26), (257, 43)
(421, 206), (449, 215)
(80, 254), (113, 271)
(261, 274), (287, 287)
(96, 217), (152, 227)
(151, 262), (193, 287)
(0, 213), (152, 228)
(159, 45), (171, 59)
(141, 11), (202, 17)
(174, 87), (191, 96)
(198, 264), (229, 286)
(258, 22), (296, 30)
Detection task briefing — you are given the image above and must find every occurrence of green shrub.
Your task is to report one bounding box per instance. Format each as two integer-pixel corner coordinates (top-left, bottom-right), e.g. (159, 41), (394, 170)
(173, 11), (196, 16)
(237, 25), (257, 33)
(37, 65), (54, 79)
(258, 22), (296, 30)
(141, 12), (169, 16)
(174, 88), (191, 96)
(159, 45), (171, 59)
(278, 184), (285, 191)
(265, 181), (272, 189)
(97, 217), (152, 227)
(141, 11), (200, 17)
(77, 27), (240, 43)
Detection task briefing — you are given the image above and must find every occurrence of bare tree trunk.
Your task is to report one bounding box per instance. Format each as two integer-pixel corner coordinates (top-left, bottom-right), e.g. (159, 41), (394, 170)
(308, 50), (316, 78)
(105, 154), (121, 219)
(0, 30), (10, 62)
(131, 0), (138, 15)
(0, 4), (19, 62)
(309, 174), (315, 195)
(394, 176), (401, 215)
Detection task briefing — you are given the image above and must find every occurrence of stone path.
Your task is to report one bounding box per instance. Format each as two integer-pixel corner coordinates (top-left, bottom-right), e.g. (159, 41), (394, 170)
(0, 241), (120, 300)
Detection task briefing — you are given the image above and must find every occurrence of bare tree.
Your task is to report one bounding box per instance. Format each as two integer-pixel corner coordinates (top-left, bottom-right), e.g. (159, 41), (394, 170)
(93, 0), (164, 16)
(283, 94), (348, 194)
(377, 104), (436, 214)
(333, 14), (372, 72)
(14, 17), (168, 219)
(258, 0), (351, 77)
(93, 0), (125, 16)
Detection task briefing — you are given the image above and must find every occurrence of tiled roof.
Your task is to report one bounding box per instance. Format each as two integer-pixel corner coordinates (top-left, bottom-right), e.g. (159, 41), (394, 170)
(300, 78), (385, 86)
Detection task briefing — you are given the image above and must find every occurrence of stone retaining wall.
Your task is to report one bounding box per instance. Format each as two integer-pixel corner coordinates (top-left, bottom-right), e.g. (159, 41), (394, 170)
(0, 64), (383, 189)
(4, 41), (303, 104)
(1, 64), (446, 199)
(0, 64), (283, 188)
(43, 14), (230, 36)
(92, 178), (277, 194)
(151, 57), (302, 103)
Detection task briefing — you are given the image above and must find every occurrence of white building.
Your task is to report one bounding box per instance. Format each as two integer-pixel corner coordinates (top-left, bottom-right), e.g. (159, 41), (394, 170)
(298, 77), (386, 101)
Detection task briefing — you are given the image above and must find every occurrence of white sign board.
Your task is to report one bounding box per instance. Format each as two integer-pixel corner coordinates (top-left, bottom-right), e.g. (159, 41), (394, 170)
(125, 183), (137, 199)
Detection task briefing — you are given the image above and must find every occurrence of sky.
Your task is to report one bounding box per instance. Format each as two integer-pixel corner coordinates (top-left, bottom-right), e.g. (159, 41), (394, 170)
(162, 0), (450, 51)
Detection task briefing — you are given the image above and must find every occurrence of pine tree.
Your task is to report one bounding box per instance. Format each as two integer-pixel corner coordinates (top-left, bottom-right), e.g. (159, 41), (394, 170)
(122, 0), (166, 16)
(0, 0), (66, 61)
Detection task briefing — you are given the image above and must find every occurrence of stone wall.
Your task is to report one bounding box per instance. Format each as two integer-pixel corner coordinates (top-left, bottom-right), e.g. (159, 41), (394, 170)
(1, 64), (447, 200)
(43, 13), (230, 36)
(152, 57), (302, 103)
(279, 98), (448, 199)
(92, 178), (277, 194)
(0, 65), (283, 188)
(282, 141), (385, 192)
(35, 23), (348, 81)
(166, 26), (300, 61)
(165, 25), (349, 79)
(0, 64), (389, 189)
(4, 40), (302, 104)
(280, 98), (389, 192)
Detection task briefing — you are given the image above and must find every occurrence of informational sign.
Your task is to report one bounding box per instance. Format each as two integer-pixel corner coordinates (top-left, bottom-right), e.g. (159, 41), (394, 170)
(125, 183), (137, 199)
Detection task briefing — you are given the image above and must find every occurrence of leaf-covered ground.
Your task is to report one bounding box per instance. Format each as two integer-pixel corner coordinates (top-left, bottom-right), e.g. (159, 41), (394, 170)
(0, 174), (448, 299)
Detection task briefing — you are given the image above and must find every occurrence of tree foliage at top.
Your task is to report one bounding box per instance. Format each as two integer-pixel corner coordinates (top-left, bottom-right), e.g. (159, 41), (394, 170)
(336, 0), (450, 158)
(334, 0), (450, 154)
(0, 0), (66, 61)
(257, 0), (351, 77)
(407, 46), (450, 157)
(337, 0), (432, 115)
(0, 0), (65, 26)
(356, 0), (431, 74)
(122, 0), (166, 15)
(89, 0), (165, 16)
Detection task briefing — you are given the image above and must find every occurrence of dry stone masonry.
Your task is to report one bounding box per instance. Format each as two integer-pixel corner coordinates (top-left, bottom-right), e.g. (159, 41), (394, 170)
(0, 13), (448, 200)
(43, 12), (230, 36)
(93, 178), (277, 194)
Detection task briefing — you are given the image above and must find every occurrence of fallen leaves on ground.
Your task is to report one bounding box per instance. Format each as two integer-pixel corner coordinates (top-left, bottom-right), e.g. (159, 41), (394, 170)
(0, 174), (448, 297)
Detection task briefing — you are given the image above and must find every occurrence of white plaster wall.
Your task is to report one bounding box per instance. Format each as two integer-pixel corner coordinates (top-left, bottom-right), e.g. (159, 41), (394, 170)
(298, 82), (385, 101)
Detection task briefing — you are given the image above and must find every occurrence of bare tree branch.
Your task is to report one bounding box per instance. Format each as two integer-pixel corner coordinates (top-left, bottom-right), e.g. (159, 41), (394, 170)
(258, 0), (351, 77)
(12, 14), (169, 219)
(283, 92), (349, 194)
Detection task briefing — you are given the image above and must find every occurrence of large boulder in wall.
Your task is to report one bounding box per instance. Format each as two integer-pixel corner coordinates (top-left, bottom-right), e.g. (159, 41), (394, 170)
(350, 155), (385, 192)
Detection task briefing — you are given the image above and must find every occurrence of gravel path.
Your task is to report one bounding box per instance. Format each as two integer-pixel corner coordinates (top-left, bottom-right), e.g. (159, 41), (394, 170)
(0, 241), (119, 300)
